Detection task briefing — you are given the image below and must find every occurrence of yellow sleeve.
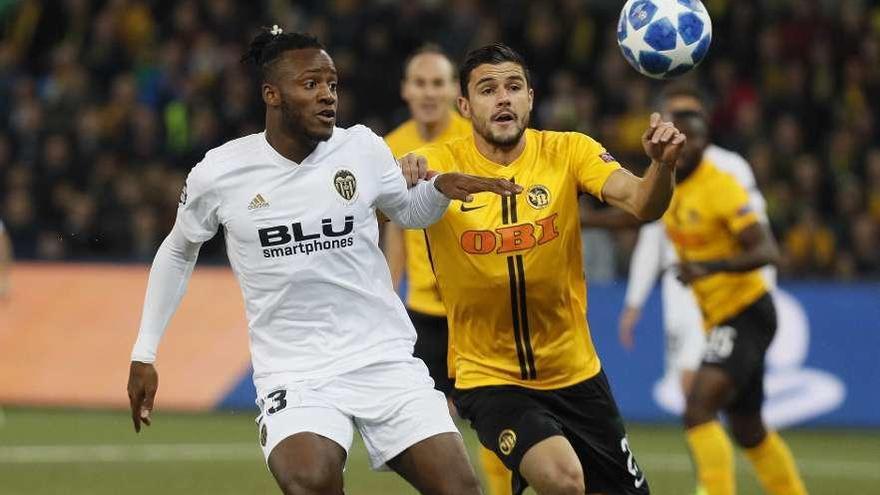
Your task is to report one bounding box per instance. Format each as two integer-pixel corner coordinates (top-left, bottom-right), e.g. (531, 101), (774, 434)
(716, 174), (760, 233)
(566, 132), (622, 201)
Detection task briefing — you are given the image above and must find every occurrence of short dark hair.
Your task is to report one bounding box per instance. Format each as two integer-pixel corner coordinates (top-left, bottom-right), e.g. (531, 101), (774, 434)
(241, 26), (325, 81)
(402, 43), (455, 81)
(459, 43), (531, 98)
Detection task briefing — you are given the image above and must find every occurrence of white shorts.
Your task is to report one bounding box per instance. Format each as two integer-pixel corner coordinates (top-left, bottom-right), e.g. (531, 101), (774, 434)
(662, 272), (706, 374)
(255, 358), (458, 470)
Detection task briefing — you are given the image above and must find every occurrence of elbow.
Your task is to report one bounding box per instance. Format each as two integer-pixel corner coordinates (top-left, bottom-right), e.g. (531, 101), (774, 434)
(632, 200), (667, 222)
(632, 187), (673, 222)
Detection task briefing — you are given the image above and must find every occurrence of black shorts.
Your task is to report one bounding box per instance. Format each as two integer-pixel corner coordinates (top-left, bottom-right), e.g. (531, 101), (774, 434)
(453, 370), (649, 495)
(702, 292), (777, 415)
(407, 309), (454, 396)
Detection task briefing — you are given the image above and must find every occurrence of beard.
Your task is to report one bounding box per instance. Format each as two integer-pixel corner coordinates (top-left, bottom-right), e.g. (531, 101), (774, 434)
(474, 111), (530, 148)
(280, 97), (333, 143)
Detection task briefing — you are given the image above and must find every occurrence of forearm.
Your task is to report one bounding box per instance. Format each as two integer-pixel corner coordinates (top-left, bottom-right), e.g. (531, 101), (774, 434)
(634, 160), (675, 221)
(699, 246), (779, 275)
(382, 176), (451, 229)
(130, 225), (201, 363)
(624, 222), (664, 307)
(382, 222), (406, 290)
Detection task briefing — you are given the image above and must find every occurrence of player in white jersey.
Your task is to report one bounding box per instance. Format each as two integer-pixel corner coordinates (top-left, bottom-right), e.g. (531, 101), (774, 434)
(126, 28), (520, 495)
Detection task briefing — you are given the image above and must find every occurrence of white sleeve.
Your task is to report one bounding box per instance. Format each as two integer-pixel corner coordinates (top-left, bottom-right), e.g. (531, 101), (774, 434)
(130, 224), (202, 362)
(176, 162), (221, 243)
(624, 221), (664, 309)
(371, 134), (451, 228)
(130, 164), (219, 362)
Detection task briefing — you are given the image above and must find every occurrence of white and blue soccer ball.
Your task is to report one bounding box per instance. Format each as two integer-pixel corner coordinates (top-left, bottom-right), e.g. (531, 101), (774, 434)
(617, 0), (713, 79)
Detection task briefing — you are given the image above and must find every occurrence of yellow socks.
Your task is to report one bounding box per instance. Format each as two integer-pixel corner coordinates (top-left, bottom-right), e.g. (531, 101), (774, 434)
(479, 445), (512, 495)
(744, 431), (808, 495)
(686, 421), (735, 495)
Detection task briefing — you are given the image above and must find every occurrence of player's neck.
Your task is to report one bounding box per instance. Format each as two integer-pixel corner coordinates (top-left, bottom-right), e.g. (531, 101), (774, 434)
(265, 125), (318, 164)
(474, 133), (526, 166)
(415, 112), (451, 142)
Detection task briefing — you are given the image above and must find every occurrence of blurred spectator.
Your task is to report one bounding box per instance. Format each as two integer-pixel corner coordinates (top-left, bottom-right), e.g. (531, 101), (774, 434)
(0, 0), (877, 280)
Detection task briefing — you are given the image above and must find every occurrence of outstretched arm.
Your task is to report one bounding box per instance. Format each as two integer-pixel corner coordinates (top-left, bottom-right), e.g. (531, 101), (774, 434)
(377, 153), (521, 228)
(382, 221), (407, 291)
(601, 113), (684, 221)
(128, 224), (203, 432)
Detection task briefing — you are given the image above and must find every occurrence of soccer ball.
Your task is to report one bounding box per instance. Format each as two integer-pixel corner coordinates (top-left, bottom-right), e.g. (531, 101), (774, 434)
(617, 0), (713, 79)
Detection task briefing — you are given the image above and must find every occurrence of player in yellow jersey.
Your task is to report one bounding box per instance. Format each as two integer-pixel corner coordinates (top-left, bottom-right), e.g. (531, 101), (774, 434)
(665, 111), (807, 495)
(401, 43), (686, 495)
(383, 44), (513, 495)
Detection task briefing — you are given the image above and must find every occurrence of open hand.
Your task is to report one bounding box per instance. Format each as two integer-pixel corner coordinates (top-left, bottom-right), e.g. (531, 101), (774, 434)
(434, 172), (522, 202)
(127, 361), (158, 433)
(642, 112), (686, 166)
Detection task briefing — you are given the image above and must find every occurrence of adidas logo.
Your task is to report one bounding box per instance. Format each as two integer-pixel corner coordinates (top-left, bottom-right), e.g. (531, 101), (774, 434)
(248, 194), (270, 210)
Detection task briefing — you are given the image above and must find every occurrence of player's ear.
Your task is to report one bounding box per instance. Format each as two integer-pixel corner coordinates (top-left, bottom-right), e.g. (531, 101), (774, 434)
(528, 87), (534, 112)
(262, 82), (280, 107)
(457, 96), (471, 118)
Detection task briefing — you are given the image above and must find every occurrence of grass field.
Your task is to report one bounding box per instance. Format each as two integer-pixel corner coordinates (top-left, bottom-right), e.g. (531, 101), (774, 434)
(0, 408), (877, 494)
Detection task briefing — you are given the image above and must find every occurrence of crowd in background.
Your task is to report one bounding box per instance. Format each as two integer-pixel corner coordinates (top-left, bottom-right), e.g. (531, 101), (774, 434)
(1, 0), (878, 279)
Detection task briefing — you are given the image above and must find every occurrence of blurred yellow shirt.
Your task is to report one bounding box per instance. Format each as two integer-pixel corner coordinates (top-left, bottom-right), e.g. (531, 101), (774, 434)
(385, 111), (471, 316)
(417, 130), (621, 390)
(663, 159), (767, 330)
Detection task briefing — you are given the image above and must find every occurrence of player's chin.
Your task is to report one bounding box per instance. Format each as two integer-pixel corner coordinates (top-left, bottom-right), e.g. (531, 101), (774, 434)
(489, 126), (523, 146)
(308, 120), (335, 141)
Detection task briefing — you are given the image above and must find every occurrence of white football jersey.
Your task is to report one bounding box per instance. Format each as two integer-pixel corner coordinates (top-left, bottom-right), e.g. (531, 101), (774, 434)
(625, 144), (775, 322)
(177, 125), (434, 394)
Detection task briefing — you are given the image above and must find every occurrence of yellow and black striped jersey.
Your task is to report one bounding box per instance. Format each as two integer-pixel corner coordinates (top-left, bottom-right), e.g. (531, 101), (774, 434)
(663, 159), (767, 329)
(417, 129), (622, 390)
(385, 111), (472, 316)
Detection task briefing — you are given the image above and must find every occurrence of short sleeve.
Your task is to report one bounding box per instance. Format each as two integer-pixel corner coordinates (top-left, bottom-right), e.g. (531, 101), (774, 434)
(176, 163), (220, 243)
(567, 133), (622, 201)
(715, 174), (759, 234)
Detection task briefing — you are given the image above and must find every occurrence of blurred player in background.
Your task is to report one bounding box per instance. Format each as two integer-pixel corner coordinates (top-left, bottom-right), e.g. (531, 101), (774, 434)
(587, 86), (777, 495)
(127, 27), (521, 495)
(382, 44), (512, 495)
(402, 43), (686, 495)
(0, 219), (11, 299)
(665, 111), (806, 495)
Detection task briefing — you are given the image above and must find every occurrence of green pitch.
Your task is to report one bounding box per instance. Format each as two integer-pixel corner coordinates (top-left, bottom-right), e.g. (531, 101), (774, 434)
(0, 408), (876, 494)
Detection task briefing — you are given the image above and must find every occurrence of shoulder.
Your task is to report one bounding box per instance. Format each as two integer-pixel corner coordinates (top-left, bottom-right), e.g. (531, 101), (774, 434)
(385, 119), (415, 146)
(413, 137), (463, 172)
(341, 124), (385, 145)
(704, 144), (755, 187)
(704, 163), (749, 200)
(385, 120), (416, 156)
(534, 130), (606, 155)
(192, 133), (265, 180)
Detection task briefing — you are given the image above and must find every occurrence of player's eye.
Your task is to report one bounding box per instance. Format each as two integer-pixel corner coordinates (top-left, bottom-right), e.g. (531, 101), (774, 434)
(305, 80), (317, 89)
(328, 81), (338, 92)
(509, 84), (521, 92)
(480, 86), (494, 95)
